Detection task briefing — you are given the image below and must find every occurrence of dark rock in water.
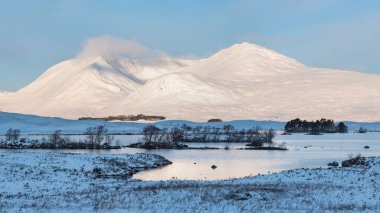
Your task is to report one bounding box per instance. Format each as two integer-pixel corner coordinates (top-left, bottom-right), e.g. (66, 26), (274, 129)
(211, 165), (217, 169)
(194, 162), (196, 164)
(327, 161), (339, 167)
(364, 146), (370, 149)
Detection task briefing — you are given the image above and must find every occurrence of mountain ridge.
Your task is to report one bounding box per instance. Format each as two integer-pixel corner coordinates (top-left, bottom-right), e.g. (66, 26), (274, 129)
(1, 42), (380, 122)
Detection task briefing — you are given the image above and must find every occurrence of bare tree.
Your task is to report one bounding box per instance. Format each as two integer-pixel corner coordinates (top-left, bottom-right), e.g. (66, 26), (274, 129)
(142, 125), (161, 143)
(211, 127), (222, 142)
(169, 127), (184, 142)
(157, 128), (169, 143)
(264, 129), (276, 143)
(13, 129), (21, 141)
(104, 135), (115, 146)
(95, 126), (107, 146)
(48, 130), (62, 144)
(85, 126), (109, 147)
(85, 127), (96, 147)
(5, 128), (21, 142)
(5, 128), (12, 141)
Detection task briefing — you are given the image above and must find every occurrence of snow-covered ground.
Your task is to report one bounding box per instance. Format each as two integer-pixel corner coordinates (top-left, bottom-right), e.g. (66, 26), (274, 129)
(0, 111), (283, 134)
(1, 111), (380, 134)
(0, 150), (379, 212)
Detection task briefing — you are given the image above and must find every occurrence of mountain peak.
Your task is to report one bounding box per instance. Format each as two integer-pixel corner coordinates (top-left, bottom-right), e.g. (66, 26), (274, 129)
(225, 42), (297, 62)
(2, 42), (380, 122)
(230, 42), (266, 50)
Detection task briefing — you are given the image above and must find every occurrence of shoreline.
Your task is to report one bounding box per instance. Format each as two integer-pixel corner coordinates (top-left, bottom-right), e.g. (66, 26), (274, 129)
(1, 150), (379, 211)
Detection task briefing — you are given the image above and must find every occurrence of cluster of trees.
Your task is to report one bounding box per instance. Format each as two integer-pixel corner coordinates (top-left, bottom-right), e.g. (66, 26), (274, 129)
(84, 126), (115, 147)
(284, 118), (348, 134)
(79, 114), (165, 122)
(39, 126), (117, 149)
(142, 124), (275, 145)
(336, 122), (349, 133)
(1, 126), (119, 149)
(5, 128), (21, 141)
(207, 118), (223, 122)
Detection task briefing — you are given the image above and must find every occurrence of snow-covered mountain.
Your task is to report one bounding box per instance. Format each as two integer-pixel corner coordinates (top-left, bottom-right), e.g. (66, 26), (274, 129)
(1, 42), (380, 122)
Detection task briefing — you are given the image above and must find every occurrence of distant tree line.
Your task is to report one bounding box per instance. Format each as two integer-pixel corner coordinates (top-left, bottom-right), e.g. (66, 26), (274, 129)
(78, 114), (165, 122)
(284, 118), (348, 134)
(39, 126), (118, 149)
(141, 124), (275, 146)
(207, 118), (223, 122)
(1, 126), (119, 149)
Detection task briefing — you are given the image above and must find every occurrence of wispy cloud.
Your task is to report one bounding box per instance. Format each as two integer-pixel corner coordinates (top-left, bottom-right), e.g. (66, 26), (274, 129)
(77, 36), (151, 58)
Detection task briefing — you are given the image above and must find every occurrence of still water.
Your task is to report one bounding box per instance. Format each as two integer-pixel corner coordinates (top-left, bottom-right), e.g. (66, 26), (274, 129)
(3, 133), (380, 180)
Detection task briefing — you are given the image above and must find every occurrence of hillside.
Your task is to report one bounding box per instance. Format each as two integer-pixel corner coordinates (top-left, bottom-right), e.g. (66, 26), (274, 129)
(1, 42), (380, 121)
(1, 111), (380, 135)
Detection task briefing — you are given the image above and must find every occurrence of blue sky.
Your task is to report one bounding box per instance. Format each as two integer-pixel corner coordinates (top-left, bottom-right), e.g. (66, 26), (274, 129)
(1, 0), (380, 91)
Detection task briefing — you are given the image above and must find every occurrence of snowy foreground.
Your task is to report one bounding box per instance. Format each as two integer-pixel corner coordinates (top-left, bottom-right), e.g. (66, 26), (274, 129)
(1, 151), (379, 212)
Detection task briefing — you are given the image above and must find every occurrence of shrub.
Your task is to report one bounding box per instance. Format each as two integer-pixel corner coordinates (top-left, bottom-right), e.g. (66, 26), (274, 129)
(92, 167), (103, 177)
(327, 161), (339, 167)
(336, 122), (348, 133)
(247, 138), (264, 147)
(342, 154), (368, 167)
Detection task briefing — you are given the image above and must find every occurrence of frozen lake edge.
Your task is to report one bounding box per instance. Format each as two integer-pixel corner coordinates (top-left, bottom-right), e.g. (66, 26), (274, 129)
(1, 150), (379, 212)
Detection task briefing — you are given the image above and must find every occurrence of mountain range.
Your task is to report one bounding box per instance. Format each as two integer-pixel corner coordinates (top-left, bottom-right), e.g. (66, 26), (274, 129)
(1, 42), (380, 122)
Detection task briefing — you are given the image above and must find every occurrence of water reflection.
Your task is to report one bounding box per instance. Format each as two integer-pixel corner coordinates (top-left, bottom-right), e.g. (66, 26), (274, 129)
(1, 133), (380, 180)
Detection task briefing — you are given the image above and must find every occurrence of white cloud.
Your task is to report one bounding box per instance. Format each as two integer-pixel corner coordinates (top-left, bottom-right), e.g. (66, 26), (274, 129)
(77, 36), (150, 58)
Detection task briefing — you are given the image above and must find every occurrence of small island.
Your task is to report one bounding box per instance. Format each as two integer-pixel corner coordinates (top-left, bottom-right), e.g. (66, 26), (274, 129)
(78, 114), (166, 122)
(127, 124), (286, 150)
(284, 118), (348, 134)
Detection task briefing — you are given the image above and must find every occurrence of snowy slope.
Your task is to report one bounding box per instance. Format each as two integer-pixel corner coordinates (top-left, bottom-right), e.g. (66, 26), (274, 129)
(110, 72), (244, 120)
(0, 111), (286, 134)
(1, 42), (380, 121)
(176, 43), (380, 121)
(0, 57), (141, 117)
(117, 57), (196, 81)
(186, 42), (306, 81)
(0, 56), (193, 118)
(1, 111), (380, 135)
